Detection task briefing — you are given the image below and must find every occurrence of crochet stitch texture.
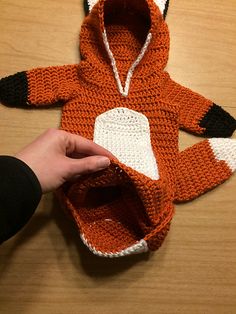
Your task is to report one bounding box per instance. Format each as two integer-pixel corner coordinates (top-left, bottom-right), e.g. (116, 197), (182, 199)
(0, 0), (236, 257)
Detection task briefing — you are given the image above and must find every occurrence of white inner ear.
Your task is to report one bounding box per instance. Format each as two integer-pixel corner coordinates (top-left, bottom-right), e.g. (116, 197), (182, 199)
(155, 0), (168, 14)
(93, 107), (159, 180)
(87, 0), (98, 11)
(87, 0), (168, 15)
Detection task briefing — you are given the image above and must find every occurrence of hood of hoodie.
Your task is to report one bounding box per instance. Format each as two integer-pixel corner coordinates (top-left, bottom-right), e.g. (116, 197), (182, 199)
(79, 0), (170, 97)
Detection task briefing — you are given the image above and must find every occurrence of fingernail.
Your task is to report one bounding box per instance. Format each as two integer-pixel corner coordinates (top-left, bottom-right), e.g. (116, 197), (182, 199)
(97, 157), (110, 169)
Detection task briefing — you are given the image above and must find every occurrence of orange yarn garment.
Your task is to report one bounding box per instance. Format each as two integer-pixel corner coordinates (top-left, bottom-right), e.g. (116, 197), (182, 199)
(27, 0), (227, 255)
(1, 0), (235, 256)
(57, 0), (179, 254)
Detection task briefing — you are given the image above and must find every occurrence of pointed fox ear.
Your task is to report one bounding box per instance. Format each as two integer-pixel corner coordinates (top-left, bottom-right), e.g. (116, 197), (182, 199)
(83, 0), (97, 14)
(84, 0), (170, 19)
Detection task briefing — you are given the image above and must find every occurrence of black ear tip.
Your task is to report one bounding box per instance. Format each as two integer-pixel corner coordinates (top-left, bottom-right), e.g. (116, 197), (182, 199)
(163, 0), (170, 20)
(84, 0), (90, 16)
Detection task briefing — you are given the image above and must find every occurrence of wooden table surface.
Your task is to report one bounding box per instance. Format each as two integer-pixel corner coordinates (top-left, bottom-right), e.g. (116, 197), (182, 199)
(0, 0), (236, 313)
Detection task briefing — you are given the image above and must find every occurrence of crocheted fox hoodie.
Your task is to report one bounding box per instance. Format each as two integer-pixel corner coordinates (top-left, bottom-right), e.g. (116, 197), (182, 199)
(1, 0), (236, 257)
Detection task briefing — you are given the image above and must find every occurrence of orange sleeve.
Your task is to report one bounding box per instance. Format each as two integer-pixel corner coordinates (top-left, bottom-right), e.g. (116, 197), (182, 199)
(161, 74), (236, 137)
(0, 64), (79, 107)
(174, 139), (233, 202)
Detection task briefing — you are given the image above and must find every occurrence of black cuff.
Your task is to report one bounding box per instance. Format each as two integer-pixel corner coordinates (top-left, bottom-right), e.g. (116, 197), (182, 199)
(0, 71), (28, 107)
(199, 103), (236, 137)
(0, 156), (42, 243)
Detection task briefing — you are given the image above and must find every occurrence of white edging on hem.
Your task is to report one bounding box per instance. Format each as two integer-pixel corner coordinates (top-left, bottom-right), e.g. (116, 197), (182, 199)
(81, 234), (149, 257)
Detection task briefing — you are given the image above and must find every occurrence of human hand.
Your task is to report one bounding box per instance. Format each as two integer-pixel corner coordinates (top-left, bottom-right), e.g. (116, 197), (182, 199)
(15, 128), (114, 193)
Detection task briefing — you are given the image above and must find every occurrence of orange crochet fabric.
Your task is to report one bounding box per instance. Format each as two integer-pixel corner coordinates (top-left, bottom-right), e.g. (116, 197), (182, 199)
(1, 0), (236, 257)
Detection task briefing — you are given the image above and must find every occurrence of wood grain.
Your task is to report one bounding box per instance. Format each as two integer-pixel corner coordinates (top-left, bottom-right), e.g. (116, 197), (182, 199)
(0, 0), (236, 313)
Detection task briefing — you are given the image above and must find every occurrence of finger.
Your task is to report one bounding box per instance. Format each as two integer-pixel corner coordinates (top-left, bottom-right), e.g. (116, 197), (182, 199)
(65, 132), (115, 158)
(66, 155), (111, 178)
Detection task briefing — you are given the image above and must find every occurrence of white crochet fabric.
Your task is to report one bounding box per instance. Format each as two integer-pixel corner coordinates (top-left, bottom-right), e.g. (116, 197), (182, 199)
(81, 234), (148, 257)
(209, 138), (236, 172)
(154, 0), (167, 14)
(87, 0), (168, 15)
(94, 107), (159, 180)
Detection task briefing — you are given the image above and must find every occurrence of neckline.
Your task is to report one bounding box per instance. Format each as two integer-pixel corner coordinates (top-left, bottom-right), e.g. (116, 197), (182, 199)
(102, 30), (152, 97)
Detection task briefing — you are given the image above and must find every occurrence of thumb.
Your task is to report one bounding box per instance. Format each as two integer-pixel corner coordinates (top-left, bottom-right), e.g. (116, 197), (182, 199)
(66, 155), (111, 178)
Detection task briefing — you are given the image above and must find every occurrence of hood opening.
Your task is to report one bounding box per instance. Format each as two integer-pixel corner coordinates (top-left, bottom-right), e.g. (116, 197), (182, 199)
(102, 0), (152, 96)
(74, 183), (149, 255)
(65, 162), (153, 255)
(61, 159), (173, 256)
(104, 0), (151, 37)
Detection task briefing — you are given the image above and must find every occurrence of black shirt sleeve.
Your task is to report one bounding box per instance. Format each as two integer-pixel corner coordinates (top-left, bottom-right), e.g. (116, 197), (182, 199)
(0, 156), (42, 243)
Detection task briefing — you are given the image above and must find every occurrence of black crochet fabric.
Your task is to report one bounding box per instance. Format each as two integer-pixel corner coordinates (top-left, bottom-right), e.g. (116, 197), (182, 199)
(84, 0), (90, 15)
(163, 0), (170, 19)
(200, 103), (236, 137)
(0, 71), (28, 107)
